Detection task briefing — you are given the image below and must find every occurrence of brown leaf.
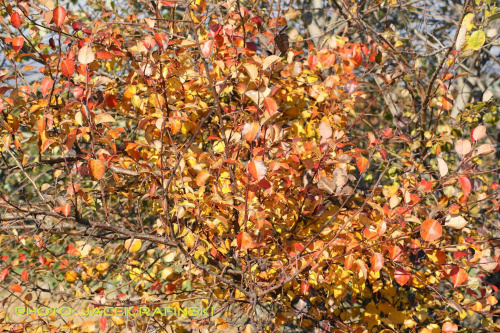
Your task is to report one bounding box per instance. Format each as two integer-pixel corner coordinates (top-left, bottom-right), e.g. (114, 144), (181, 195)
(95, 113), (116, 124)
(318, 121), (332, 139)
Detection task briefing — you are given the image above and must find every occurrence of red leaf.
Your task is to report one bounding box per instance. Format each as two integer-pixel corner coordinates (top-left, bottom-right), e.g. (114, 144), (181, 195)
(420, 219), (442, 242)
(12, 37), (24, 53)
(300, 281), (310, 295)
(237, 231), (254, 251)
(10, 284), (22, 293)
(247, 160), (267, 181)
(201, 40), (214, 57)
(450, 267), (468, 287)
(40, 78), (54, 96)
(0, 269), (9, 281)
(380, 128), (393, 138)
(65, 244), (80, 255)
(99, 317), (107, 331)
(11, 12), (21, 29)
(394, 267), (411, 286)
(356, 156), (369, 173)
(21, 270), (28, 282)
(53, 6), (67, 27)
(370, 252), (384, 272)
(458, 176), (471, 197)
(61, 59), (75, 77)
(420, 179), (434, 192)
(164, 283), (176, 294)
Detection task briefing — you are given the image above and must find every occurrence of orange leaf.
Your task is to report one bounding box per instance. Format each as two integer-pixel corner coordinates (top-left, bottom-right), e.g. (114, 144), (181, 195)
(40, 78), (54, 96)
(61, 59), (75, 77)
(247, 160), (267, 181)
(54, 203), (71, 217)
(370, 252), (384, 272)
(344, 255), (353, 270)
(96, 50), (113, 59)
(441, 94), (453, 110)
(201, 40), (214, 57)
(450, 267), (468, 287)
(10, 284), (22, 293)
(12, 37), (24, 53)
(420, 219), (442, 242)
(196, 170), (211, 187)
(11, 12), (21, 29)
(458, 176), (471, 197)
(388, 245), (403, 260)
(53, 6), (66, 27)
(356, 156), (369, 173)
(242, 122), (261, 143)
(394, 267), (410, 286)
(263, 97), (278, 114)
(237, 231), (254, 251)
(89, 159), (106, 180)
(0, 269), (9, 281)
(21, 270), (28, 282)
(442, 322), (458, 333)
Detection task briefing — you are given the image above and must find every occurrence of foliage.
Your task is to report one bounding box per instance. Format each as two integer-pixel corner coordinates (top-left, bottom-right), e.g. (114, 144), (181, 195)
(0, 0), (499, 332)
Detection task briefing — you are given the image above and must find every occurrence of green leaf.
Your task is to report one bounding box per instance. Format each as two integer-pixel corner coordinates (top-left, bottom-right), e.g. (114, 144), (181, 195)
(469, 30), (485, 50)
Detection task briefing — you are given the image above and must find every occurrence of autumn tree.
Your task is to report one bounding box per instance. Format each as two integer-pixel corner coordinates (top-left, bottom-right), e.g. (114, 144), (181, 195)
(1, 0), (500, 332)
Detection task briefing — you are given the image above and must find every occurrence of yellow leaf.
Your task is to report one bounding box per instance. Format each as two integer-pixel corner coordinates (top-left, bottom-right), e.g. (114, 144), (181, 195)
(213, 141), (225, 154)
(65, 271), (77, 283)
(185, 232), (196, 248)
(124, 239), (142, 253)
(96, 262), (109, 272)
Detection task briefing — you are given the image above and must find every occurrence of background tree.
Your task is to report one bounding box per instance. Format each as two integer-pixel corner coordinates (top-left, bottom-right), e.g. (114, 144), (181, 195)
(0, 0), (499, 332)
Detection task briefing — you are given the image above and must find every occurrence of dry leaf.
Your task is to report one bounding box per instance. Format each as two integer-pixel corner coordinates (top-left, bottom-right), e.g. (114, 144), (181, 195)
(78, 44), (95, 64)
